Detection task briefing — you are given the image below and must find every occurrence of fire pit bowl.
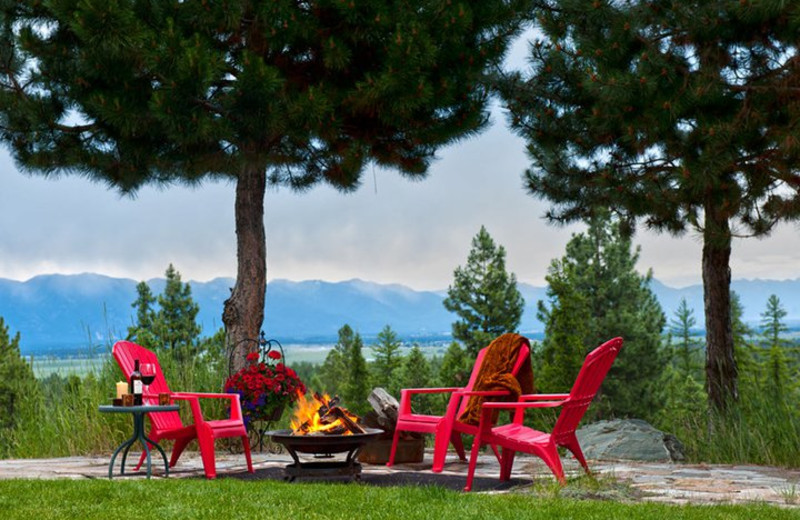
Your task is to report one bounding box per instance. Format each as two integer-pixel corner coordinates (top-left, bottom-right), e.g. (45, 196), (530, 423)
(267, 428), (383, 454)
(266, 428), (383, 481)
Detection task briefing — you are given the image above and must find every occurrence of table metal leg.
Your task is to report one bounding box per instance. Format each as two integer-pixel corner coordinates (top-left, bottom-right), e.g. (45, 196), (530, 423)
(108, 427), (138, 479)
(108, 412), (170, 479)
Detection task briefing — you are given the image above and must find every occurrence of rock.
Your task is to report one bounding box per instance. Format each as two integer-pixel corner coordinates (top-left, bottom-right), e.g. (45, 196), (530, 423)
(575, 419), (686, 462)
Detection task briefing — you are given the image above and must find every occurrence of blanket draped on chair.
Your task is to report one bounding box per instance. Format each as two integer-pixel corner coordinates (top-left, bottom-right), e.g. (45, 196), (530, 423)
(458, 333), (534, 425)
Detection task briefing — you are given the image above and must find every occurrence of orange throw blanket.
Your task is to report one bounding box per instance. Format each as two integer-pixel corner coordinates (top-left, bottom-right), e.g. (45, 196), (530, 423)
(458, 333), (534, 425)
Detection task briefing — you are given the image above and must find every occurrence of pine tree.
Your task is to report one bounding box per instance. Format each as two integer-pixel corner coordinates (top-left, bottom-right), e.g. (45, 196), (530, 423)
(399, 344), (435, 414)
(443, 226), (525, 357)
(759, 295), (793, 400)
(657, 300), (705, 430)
(0, 317), (38, 454)
(318, 324), (353, 396)
(499, 0), (800, 410)
(537, 212), (666, 419)
(731, 291), (759, 394)
(438, 341), (471, 388)
(126, 281), (157, 347)
(342, 331), (370, 414)
(154, 264), (201, 355)
(371, 325), (403, 396)
(0, 1), (531, 370)
(668, 298), (702, 378)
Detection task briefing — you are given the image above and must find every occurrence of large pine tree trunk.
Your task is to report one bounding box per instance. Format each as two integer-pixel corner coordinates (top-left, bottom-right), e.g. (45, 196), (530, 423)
(702, 210), (738, 410)
(223, 162), (267, 373)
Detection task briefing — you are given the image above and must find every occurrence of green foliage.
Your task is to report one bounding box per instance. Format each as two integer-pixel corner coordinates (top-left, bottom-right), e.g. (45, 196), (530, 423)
(370, 325), (403, 397)
(656, 299), (705, 429)
(399, 344), (436, 414)
(668, 299), (703, 379)
(0, 317), (39, 456)
(536, 212), (666, 420)
(438, 341), (471, 388)
(758, 295), (795, 401)
(501, 0), (800, 410)
(126, 264), (201, 359)
(317, 325), (351, 396)
(126, 281), (157, 347)
(731, 292), (759, 393)
(342, 329), (370, 415)
(0, 0), (532, 354)
(154, 264), (201, 355)
(443, 226), (525, 356)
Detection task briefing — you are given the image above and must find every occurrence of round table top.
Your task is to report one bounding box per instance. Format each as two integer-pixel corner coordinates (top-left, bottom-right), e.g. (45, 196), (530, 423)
(98, 404), (179, 413)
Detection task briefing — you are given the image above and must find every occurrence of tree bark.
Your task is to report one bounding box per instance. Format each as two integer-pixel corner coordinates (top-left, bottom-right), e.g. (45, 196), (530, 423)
(223, 161), (267, 374)
(702, 209), (738, 410)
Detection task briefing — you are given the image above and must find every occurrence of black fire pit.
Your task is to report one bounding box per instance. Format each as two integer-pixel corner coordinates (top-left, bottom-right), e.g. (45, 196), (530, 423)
(267, 428), (383, 482)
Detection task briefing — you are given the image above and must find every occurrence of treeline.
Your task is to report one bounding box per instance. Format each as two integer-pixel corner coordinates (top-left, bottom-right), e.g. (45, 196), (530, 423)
(2, 222), (800, 463)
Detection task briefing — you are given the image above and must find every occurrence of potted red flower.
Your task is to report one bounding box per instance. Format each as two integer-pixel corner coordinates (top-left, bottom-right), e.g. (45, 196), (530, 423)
(224, 350), (306, 428)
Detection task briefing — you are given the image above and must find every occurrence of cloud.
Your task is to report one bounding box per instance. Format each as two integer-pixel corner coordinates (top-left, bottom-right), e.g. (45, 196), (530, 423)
(2, 110), (798, 290)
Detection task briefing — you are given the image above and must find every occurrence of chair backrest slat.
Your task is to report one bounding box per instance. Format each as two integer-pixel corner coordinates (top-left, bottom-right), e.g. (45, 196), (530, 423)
(112, 341), (184, 432)
(552, 337), (623, 441)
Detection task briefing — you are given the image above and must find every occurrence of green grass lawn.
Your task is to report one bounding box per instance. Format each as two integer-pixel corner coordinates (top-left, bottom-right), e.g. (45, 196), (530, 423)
(0, 479), (794, 520)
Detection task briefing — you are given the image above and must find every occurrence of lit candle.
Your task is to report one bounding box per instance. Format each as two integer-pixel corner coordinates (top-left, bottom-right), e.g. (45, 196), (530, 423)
(116, 381), (128, 399)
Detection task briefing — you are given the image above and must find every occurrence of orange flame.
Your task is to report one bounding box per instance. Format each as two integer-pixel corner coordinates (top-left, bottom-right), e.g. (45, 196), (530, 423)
(290, 392), (360, 435)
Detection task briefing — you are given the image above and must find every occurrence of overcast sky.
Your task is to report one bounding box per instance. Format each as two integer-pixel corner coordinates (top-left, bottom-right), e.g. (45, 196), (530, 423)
(2, 104), (799, 292)
(2, 32), (799, 291)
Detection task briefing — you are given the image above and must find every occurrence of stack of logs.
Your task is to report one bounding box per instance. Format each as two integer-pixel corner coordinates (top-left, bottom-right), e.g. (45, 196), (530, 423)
(361, 387), (419, 441)
(358, 387), (424, 464)
(293, 392), (366, 435)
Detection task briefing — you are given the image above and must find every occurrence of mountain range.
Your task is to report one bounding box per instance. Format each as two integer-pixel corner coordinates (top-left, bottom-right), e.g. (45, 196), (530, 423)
(1, 273), (799, 356)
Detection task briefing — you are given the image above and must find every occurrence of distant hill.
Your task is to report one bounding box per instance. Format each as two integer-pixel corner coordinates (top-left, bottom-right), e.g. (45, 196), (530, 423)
(1, 273), (799, 356)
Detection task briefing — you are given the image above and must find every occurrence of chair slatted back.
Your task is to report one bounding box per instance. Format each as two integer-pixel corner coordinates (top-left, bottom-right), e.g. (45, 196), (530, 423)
(112, 341), (184, 432)
(455, 341), (531, 419)
(552, 337), (623, 443)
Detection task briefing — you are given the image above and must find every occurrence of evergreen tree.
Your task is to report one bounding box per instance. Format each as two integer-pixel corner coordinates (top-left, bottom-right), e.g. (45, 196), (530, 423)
(371, 325), (403, 396)
(668, 299), (702, 378)
(154, 264), (201, 354)
(657, 300), (705, 430)
(536, 212), (666, 419)
(126, 281), (157, 347)
(399, 344), (435, 414)
(0, 317), (38, 454)
(731, 291), (758, 392)
(443, 226), (525, 356)
(438, 341), (471, 388)
(342, 331), (370, 414)
(318, 324), (353, 396)
(500, 0), (800, 410)
(759, 295), (793, 400)
(535, 262), (591, 394)
(0, 0), (530, 370)
(125, 265), (201, 357)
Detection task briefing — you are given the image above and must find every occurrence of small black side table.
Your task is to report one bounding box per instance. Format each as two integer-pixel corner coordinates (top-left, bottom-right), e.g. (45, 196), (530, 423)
(99, 404), (179, 479)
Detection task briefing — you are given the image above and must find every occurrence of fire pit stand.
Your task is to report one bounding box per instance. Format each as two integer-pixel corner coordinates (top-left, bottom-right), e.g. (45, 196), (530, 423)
(267, 428), (383, 482)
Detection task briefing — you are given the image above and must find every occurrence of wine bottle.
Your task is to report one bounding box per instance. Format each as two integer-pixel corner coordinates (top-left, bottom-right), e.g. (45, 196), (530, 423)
(130, 359), (143, 406)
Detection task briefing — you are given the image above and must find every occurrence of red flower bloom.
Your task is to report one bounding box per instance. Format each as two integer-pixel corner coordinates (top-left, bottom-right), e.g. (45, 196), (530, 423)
(224, 347), (306, 424)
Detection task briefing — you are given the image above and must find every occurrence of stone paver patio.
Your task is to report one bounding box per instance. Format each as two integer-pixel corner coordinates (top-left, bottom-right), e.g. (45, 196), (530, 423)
(0, 449), (798, 507)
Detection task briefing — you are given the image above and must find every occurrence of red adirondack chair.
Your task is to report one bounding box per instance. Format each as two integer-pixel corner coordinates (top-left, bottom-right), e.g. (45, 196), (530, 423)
(112, 340), (254, 479)
(464, 337), (623, 491)
(388, 335), (531, 473)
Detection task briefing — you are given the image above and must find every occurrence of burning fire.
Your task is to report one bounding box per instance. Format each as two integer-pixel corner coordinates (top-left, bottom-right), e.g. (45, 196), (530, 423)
(290, 392), (365, 435)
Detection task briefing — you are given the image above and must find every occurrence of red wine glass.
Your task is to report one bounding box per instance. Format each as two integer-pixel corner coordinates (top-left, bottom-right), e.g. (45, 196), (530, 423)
(140, 363), (157, 403)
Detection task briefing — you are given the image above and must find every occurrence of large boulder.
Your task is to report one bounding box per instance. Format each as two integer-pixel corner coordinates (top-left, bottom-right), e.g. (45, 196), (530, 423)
(575, 419), (686, 462)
